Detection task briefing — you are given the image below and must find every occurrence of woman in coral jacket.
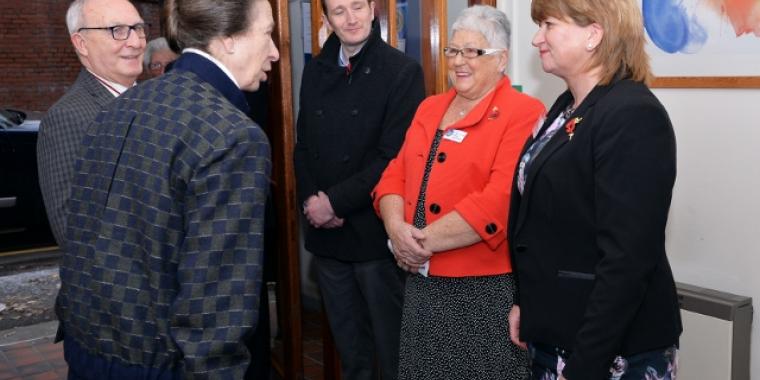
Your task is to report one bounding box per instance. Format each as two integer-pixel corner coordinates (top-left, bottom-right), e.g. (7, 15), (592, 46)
(507, 0), (682, 379)
(372, 6), (544, 379)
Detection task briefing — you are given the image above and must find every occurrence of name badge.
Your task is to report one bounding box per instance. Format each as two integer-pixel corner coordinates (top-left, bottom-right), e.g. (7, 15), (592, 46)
(443, 129), (467, 143)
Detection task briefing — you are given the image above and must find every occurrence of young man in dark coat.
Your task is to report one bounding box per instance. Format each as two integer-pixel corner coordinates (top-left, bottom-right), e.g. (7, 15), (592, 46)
(293, 0), (425, 378)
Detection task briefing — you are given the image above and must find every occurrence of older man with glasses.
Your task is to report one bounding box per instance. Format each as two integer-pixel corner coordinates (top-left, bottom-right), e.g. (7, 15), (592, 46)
(37, 0), (147, 251)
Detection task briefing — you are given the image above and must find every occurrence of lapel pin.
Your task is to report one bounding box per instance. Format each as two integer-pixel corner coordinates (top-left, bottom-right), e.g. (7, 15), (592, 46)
(565, 117), (582, 140)
(488, 106), (500, 120)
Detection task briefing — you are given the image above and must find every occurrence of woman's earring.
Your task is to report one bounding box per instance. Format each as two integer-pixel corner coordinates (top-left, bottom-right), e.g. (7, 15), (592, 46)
(587, 43), (594, 51)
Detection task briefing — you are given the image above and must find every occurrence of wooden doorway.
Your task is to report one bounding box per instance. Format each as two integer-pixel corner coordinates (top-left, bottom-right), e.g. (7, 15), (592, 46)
(308, 0), (496, 95)
(303, 0), (499, 378)
(267, 0), (303, 378)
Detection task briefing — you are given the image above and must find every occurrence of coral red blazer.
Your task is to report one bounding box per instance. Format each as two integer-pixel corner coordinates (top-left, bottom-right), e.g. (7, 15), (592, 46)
(373, 77), (544, 277)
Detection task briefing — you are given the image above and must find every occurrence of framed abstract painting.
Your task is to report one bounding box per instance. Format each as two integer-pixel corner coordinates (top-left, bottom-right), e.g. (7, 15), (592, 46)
(640, 0), (760, 88)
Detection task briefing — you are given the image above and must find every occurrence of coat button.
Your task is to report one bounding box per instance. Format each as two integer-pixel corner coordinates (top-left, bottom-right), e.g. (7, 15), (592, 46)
(485, 223), (498, 234)
(312, 152), (319, 159)
(351, 109), (359, 116)
(342, 155), (350, 162)
(515, 244), (527, 253)
(315, 109), (323, 117)
(437, 152), (446, 163)
(429, 203), (441, 214)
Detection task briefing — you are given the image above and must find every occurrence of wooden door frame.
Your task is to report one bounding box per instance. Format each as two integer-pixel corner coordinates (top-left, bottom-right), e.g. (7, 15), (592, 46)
(307, 0), (501, 377)
(268, 0), (303, 378)
(311, 0), (324, 55)
(311, 0), (499, 111)
(421, 0), (448, 95)
(374, 0), (396, 46)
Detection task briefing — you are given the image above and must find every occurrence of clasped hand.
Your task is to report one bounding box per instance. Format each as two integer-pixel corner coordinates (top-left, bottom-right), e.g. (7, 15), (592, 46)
(387, 221), (432, 273)
(303, 191), (344, 228)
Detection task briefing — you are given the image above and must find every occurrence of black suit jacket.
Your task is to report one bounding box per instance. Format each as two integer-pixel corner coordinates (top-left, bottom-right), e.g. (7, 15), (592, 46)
(508, 78), (682, 379)
(293, 21), (425, 261)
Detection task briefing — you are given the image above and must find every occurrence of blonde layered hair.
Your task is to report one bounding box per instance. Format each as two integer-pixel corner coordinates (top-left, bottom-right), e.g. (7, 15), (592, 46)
(531, 0), (652, 85)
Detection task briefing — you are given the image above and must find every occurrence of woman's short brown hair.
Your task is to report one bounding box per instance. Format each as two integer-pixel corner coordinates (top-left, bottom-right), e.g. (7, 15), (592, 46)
(164, 0), (262, 52)
(531, 0), (652, 85)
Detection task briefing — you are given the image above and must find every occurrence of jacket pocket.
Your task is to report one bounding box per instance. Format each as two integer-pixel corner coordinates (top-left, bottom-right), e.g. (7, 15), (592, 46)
(555, 270), (596, 333)
(557, 270), (596, 281)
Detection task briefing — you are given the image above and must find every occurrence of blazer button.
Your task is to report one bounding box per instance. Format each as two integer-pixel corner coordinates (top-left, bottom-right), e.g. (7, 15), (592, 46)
(515, 244), (527, 253)
(485, 223), (498, 235)
(315, 109), (323, 117)
(312, 152), (320, 159)
(429, 203), (441, 214)
(437, 152), (446, 163)
(342, 155), (350, 162)
(351, 109), (359, 116)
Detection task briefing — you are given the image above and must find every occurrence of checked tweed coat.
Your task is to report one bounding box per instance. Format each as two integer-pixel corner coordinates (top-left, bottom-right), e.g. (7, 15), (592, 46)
(37, 69), (115, 247)
(59, 56), (271, 379)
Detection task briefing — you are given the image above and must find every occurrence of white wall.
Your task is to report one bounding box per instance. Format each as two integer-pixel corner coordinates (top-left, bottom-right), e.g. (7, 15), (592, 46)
(661, 89), (759, 377)
(501, 1), (760, 377)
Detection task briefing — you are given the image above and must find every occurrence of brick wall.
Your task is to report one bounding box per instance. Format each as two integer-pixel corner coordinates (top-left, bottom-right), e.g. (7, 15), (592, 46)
(0, 1), (162, 113)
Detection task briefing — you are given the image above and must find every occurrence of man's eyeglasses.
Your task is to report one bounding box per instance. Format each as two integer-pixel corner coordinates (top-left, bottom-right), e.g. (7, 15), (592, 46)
(77, 23), (149, 41)
(443, 47), (504, 59)
(148, 61), (172, 71)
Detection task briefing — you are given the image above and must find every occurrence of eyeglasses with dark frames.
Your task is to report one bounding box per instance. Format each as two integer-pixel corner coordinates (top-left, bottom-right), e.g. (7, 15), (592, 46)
(443, 47), (504, 59)
(148, 61), (173, 71)
(77, 23), (150, 41)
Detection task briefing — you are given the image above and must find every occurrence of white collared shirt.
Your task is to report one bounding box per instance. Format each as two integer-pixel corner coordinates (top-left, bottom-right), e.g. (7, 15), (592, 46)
(183, 48), (240, 89)
(88, 70), (132, 97)
(338, 41), (368, 67)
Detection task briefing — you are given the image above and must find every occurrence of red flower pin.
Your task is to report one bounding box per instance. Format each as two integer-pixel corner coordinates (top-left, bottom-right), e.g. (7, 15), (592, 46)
(488, 106), (500, 120)
(565, 117), (582, 140)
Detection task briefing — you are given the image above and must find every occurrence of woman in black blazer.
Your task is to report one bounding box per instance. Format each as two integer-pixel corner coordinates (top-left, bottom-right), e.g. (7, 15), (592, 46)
(507, 0), (682, 379)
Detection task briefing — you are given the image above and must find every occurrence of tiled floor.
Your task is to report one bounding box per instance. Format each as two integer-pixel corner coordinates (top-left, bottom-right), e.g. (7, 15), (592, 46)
(301, 312), (325, 380)
(0, 337), (67, 380)
(0, 311), (326, 380)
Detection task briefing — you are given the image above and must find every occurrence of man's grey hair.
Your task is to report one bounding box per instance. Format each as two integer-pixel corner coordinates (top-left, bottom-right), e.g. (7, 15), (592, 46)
(451, 5), (512, 51)
(144, 37), (172, 66)
(66, 0), (87, 35)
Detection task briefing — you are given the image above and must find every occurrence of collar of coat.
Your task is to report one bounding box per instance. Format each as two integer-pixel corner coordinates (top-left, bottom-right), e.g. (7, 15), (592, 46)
(416, 76), (513, 134)
(536, 73), (631, 140)
(78, 69), (116, 110)
(170, 52), (251, 115)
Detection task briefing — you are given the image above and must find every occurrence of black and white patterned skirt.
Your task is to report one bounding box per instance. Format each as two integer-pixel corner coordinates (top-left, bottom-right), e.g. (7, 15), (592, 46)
(398, 273), (529, 380)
